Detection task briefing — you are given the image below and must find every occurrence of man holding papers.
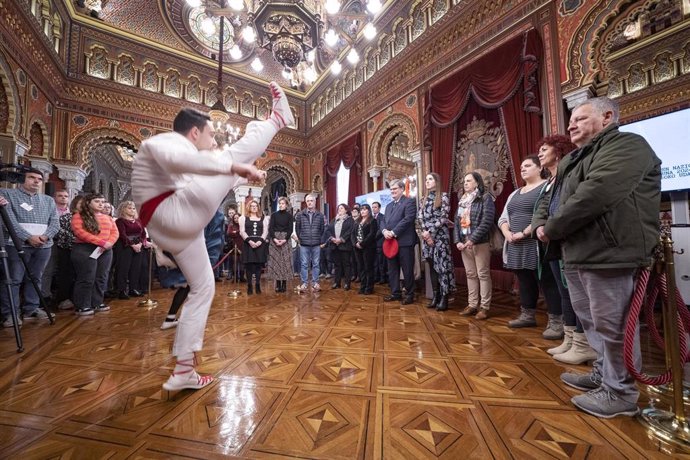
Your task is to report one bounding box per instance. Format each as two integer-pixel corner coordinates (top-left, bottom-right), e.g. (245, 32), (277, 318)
(0, 168), (60, 328)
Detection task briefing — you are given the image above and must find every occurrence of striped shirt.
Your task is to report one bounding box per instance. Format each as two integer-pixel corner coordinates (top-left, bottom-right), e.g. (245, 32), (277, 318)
(71, 213), (120, 247)
(0, 187), (59, 247)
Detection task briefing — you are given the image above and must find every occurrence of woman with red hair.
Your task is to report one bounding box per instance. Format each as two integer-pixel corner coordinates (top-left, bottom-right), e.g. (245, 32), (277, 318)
(532, 134), (596, 364)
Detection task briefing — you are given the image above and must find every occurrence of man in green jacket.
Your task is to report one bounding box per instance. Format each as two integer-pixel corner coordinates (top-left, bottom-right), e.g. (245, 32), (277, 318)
(534, 97), (661, 418)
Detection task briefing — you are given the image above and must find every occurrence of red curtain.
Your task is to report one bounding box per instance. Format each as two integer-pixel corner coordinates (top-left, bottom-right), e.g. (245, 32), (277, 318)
(323, 132), (362, 219)
(425, 29), (543, 195)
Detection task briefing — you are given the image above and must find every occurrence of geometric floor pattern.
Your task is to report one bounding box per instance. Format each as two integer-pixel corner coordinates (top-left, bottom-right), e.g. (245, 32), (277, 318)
(0, 279), (683, 458)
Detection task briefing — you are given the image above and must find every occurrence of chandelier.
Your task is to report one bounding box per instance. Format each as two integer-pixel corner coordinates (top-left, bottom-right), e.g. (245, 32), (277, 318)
(184, 0), (382, 89)
(207, 12), (242, 147)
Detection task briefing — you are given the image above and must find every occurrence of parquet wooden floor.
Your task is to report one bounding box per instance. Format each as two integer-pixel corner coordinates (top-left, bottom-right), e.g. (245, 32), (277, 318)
(0, 279), (685, 459)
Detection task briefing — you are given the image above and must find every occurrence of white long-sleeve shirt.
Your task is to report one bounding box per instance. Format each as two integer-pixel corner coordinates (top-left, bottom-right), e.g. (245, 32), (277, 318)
(131, 132), (234, 206)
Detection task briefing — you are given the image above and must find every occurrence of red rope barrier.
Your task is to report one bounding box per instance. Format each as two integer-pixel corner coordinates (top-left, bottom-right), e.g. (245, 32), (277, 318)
(624, 269), (689, 386)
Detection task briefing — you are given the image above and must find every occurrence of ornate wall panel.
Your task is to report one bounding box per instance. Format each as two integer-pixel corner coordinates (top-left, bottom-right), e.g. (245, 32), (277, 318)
(560, 0), (690, 97)
(0, 51), (21, 138)
(307, 0), (551, 151)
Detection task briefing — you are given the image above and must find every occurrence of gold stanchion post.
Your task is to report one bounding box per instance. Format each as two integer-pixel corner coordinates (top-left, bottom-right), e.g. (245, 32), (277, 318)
(139, 246), (158, 308)
(641, 236), (690, 450)
(227, 246), (242, 298)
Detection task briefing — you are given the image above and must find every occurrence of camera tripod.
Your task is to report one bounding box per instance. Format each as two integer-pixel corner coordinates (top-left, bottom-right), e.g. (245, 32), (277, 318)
(0, 205), (55, 353)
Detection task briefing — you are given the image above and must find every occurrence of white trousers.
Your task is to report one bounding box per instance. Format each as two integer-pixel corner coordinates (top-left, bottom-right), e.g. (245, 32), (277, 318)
(147, 120), (278, 357)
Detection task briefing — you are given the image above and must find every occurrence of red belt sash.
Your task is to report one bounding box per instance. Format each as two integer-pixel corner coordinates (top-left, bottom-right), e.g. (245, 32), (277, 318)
(139, 191), (174, 227)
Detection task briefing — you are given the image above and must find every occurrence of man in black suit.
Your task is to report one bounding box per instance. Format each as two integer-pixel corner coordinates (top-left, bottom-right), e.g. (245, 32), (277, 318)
(372, 201), (387, 284)
(381, 180), (417, 305)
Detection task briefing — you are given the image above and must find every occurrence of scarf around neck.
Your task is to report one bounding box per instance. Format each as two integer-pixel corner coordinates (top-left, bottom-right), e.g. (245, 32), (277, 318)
(458, 189), (479, 233)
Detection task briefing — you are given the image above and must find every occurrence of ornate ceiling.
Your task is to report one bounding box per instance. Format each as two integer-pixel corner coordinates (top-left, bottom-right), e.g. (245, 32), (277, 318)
(88, 0), (394, 97)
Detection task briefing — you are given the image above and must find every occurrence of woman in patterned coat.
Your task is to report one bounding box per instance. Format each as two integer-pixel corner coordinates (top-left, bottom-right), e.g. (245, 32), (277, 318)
(266, 197), (294, 292)
(419, 172), (455, 311)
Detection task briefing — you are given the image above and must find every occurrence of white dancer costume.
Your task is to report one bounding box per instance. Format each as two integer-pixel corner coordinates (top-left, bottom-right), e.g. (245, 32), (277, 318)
(132, 83), (293, 385)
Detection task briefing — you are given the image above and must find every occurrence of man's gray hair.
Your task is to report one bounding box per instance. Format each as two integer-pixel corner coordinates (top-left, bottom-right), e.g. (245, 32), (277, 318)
(306, 193), (317, 201)
(390, 179), (406, 190)
(575, 97), (620, 123)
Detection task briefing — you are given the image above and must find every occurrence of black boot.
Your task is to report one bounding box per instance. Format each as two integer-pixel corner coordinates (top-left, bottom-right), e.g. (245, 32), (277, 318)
(247, 281), (253, 295)
(427, 291), (439, 309)
(255, 282), (261, 294)
(276, 281), (281, 293)
(436, 295), (448, 311)
(280, 280), (286, 292)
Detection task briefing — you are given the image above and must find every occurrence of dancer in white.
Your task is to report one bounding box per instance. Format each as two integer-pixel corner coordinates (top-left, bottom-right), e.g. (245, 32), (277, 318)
(132, 82), (294, 391)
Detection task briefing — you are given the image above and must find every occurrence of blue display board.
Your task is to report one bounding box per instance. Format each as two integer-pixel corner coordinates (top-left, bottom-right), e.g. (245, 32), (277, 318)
(355, 189), (393, 214)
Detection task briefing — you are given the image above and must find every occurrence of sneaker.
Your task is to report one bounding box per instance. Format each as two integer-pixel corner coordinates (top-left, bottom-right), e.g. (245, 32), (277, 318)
(312, 283), (321, 292)
(58, 299), (74, 310)
(269, 82), (295, 129)
(23, 309), (50, 320)
(560, 371), (602, 391)
(2, 316), (22, 328)
(161, 320), (179, 330)
(296, 283), (309, 292)
(571, 387), (639, 418)
(94, 304), (110, 312)
(162, 370), (214, 391)
(75, 307), (95, 316)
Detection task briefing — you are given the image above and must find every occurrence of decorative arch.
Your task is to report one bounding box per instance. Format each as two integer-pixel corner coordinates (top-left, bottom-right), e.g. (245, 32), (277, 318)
(368, 113), (418, 168)
(562, 0), (637, 92)
(28, 118), (50, 157)
(311, 173), (323, 193)
(0, 51), (21, 138)
(70, 127), (141, 173)
(260, 159), (300, 194)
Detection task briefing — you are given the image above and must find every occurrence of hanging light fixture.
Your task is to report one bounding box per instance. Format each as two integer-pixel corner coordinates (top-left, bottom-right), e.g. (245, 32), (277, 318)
(367, 0), (382, 14)
(251, 57), (264, 71)
(347, 49), (359, 65)
(363, 23), (377, 40)
(325, 0), (341, 15)
(229, 44), (243, 60)
(207, 15), (241, 147)
(181, 0), (384, 89)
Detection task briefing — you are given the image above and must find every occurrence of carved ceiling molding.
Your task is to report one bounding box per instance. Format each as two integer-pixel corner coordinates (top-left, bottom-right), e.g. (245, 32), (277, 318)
(0, 0), (64, 100)
(63, 81), (181, 122)
(562, 0), (690, 106)
(306, 0), (549, 149)
(617, 71), (690, 122)
(61, 85), (309, 157)
(605, 25), (690, 99)
(561, 0), (670, 93)
(79, 26), (293, 102)
(368, 113), (418, 168)
(259, 159), (301, 194)
(69, 126), (141, 173)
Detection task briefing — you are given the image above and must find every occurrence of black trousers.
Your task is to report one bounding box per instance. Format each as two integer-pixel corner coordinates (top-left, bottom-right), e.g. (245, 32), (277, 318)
(115, 245), (143, 292)
(360, 246), (375, 290)
(71, 243), (113, 310)
(245, 263), (263, 285)
(387, 245), (415, 297)
(53, 247), (75, 303)
(374, 245), (387, 282)
(332, 249), (351, 285)
(515, 266), (561, 314)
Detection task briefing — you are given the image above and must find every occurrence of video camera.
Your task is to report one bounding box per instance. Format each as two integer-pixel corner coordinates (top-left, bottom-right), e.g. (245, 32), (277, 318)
(0, 163), (35, 184)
